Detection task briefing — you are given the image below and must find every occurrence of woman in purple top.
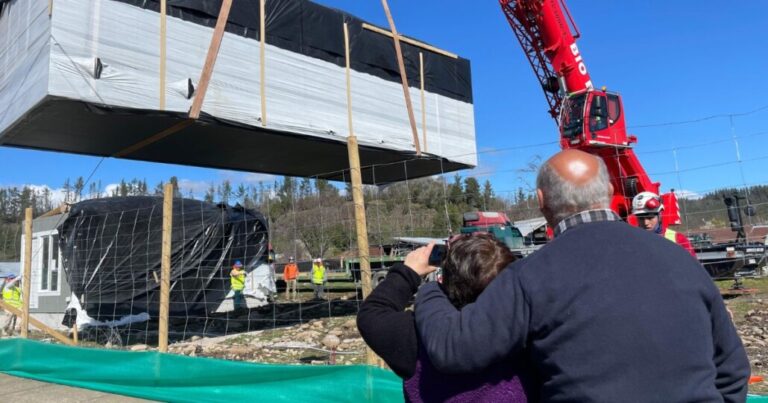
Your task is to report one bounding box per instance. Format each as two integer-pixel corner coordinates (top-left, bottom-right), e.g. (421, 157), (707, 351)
(357, 234), (535, 402)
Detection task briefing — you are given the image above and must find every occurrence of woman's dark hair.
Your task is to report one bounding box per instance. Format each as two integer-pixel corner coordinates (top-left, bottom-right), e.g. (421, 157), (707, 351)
(441, 233), (517, 309)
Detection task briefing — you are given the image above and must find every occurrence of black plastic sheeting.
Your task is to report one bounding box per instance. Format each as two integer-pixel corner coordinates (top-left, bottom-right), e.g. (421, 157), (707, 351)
(113, 0), (473, 104)
(58, 196), (269, 321)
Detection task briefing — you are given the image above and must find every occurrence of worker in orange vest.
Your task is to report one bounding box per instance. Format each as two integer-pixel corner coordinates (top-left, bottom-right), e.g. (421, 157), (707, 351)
(283, 257), (299, 301)
(632, 192), (696, 257)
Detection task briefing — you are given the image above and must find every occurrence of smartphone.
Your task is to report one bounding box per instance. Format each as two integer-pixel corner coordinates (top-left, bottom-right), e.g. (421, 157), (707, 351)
(428, 244), (447, 266)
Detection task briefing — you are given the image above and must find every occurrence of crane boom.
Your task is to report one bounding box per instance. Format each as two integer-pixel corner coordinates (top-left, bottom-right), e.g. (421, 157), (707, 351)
(500, 0), (681, 225)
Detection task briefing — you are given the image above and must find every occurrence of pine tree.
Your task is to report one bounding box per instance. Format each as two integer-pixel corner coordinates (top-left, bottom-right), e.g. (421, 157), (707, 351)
(73, 177), (85, 201)
(235, 184), (247, 203)
(463, 177), (481, 209)
(482, 180), (494, 210)
(169, 176), (180, 198)
(88, 182), (98, 199)
(62, 178), (72, 203)
(218, 180), (232, 204)
(204, 183), (215, 203)
(449, 174), (463, 204)
(119, 179), (129, 197)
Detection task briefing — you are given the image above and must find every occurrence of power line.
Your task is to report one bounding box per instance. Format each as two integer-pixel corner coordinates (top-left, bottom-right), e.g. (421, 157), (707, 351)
(629, 104), (768, 129)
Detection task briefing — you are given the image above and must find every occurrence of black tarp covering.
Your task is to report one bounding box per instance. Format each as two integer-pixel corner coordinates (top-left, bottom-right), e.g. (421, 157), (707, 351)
(58, 197), (269, 320)
(113, 0), (472, 103)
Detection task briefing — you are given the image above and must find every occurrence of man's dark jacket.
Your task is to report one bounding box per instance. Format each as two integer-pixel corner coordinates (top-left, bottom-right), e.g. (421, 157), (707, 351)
(416, 220), (749, 402)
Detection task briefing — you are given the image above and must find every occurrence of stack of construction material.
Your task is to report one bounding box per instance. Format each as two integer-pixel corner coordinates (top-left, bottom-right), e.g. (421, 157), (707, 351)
(0, 0), (476, 182)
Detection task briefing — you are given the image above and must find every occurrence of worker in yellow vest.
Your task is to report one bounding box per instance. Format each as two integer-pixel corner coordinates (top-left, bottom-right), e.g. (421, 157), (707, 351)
(310, 258), (326, 300)
(1, 274), (22, 336)
(230, 261), (246, 311)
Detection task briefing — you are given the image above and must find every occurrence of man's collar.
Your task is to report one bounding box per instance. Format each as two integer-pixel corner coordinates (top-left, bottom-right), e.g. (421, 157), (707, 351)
(553, 209), (622, 237)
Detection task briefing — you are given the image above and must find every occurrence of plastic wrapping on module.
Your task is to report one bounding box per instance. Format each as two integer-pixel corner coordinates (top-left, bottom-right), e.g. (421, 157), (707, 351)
(0, 0), (476, 182)
(58, 197), (269, 320)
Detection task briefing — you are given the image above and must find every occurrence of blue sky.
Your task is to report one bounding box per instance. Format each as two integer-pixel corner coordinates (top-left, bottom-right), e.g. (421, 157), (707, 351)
(1, 0), (767, 202)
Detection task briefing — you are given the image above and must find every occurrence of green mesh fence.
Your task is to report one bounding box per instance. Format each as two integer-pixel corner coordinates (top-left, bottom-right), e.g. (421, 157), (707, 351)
(0, 339), (403, 402)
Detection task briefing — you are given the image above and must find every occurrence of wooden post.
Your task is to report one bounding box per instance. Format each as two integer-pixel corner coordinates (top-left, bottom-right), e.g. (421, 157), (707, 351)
(361, 23), (458, 59)
(158, 183), (173, 352)
(72, 323), (78, 344)
(344, 22), (377, 367)
(189, 0), (233, 119)
(20, 207), (32, 338)
(419, 52), (426, 153)
(380, 0), (421, 155)
(259, 0), (267, 127)
(159, 0), (167, 110)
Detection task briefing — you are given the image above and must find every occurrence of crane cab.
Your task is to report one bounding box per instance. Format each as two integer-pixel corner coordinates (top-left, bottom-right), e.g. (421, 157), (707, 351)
(559, 89), (633, 149)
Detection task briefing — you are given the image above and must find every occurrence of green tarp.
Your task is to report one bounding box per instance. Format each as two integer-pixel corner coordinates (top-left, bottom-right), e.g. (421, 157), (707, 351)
(0, 339), (766, 402)
(0, 339), (403, 402)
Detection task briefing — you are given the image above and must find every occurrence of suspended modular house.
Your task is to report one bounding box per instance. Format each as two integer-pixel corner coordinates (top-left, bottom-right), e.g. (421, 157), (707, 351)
(0, 0), (476, 183)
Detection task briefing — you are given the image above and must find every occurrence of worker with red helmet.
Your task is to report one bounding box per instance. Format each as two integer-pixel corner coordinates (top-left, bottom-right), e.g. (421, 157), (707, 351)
(632, 192), (696, 257)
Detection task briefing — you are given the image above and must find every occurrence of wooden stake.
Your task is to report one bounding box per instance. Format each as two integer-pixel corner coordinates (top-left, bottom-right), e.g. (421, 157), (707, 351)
(343, 23), (371, 300)
(419, 52), (427, 153)
(361, 23), (458, 59)
(380, 0), (421, 155)
(259, 0), (267, 127)
(189, 0), (233, 119)
(343, 23), (355, 141)
(159, 0), (167, 110)
(20, 207), (32, 338)
(158, 183), (173, 352)
(37, 203), (69, 219)
(0, 300), (75, 346)
(344, 22), (377, 367)
(48, 0), (53, 16)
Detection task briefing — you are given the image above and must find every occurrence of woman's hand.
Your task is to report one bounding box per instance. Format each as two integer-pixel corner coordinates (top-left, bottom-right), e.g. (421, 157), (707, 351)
(404, 242), (437, 277)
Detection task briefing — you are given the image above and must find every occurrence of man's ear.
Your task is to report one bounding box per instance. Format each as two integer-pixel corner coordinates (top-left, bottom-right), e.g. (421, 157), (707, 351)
(608, 182), (614, 197)
(536, 188), (545, 210)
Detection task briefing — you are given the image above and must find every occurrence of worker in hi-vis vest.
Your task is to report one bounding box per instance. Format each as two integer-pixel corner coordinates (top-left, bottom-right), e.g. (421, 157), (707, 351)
(1, 274), (22, 336)
(310, 258), (326, 300)
(632, 192), (696, 257)
(230, 260), (246, 311)
(283, 257), (299, 301)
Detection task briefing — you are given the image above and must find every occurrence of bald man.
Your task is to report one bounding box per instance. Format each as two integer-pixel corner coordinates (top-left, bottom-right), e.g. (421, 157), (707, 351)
(414, 150), (749, 401)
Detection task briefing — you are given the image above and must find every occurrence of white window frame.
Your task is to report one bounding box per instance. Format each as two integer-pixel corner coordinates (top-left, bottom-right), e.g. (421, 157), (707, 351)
(33, 229), (62, 297)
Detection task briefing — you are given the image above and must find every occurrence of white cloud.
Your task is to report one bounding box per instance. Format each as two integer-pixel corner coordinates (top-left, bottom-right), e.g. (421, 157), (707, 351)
(675, 189), (703, 200)
(217, 170), (277, 185)
(177, 179), (211, 195)
(24, 184), (67, 205)
(104, 183), (120, 196)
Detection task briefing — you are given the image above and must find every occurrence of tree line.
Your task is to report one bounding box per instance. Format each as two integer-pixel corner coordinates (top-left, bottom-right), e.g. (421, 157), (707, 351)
(0, 176), (766, 261)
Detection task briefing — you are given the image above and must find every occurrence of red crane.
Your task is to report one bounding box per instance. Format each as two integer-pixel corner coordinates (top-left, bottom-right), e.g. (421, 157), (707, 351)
(500, 0), (680, 226)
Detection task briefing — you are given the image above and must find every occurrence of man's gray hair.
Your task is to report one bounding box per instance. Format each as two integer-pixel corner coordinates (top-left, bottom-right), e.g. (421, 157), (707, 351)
(536, 157), (612, 223)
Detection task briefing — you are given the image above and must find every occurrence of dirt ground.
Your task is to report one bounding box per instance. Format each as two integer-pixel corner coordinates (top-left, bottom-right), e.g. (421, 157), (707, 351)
(719, 277), (768, 394)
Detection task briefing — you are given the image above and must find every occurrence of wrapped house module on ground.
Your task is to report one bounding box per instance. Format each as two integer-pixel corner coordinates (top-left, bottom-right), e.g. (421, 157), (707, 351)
(21, 197), (275, 329)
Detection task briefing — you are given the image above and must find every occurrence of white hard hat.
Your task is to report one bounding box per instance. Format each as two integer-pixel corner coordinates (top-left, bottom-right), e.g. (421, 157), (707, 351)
(632, 191), (663, 216)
